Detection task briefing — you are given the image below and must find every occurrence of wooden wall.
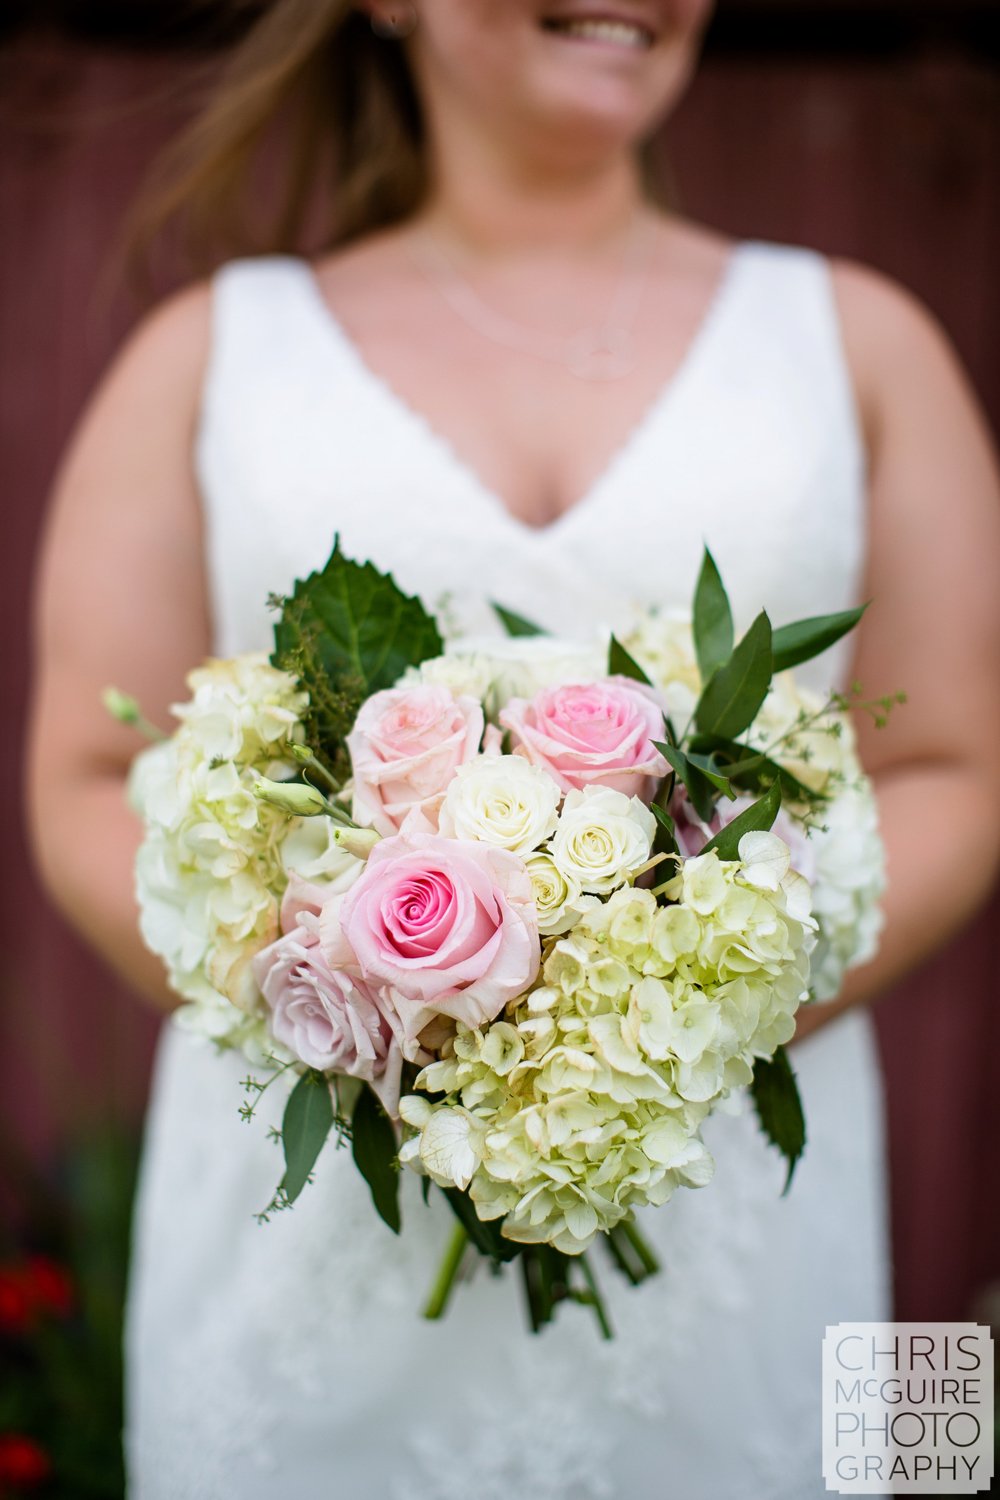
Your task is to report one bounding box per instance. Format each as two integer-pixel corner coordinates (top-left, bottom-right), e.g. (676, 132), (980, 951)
(2, 2), (997, 1321)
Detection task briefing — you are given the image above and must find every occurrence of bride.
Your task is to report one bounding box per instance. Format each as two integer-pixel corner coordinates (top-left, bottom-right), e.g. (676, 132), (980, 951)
(26, 1), (1000, 1495)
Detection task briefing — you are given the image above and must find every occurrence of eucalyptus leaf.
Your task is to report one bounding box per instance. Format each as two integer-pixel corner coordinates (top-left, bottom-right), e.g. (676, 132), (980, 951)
(694, 611), (773, 741)
(653, 741), (725, 824)
(686, 734), (820, 805)
(608, 635), (653, 686)
(351, 1085), (401, 1234)
(750, 1045), (806, 1194)
(693, 546), (734, 681)
(771, 604), (867, 673)
(650, 802), (679, 857)
(699, 780), (781, 860)
(281, 1071), (334, 1204)
(685, 751), (738, 800)
(492, 602), (546, 638)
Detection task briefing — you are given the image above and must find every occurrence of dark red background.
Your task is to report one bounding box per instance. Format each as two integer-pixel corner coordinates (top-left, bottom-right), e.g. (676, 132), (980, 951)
(2, 2), (998, 1322)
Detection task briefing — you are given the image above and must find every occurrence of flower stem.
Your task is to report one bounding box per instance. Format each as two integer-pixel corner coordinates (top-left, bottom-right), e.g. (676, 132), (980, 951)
(576, 1253), (614, 1341)
(619, 1217), (660, 1277)
(422, 1223), (468, 1321)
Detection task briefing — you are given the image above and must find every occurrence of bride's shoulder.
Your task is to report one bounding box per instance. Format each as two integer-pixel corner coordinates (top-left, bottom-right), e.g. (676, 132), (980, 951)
(825, 256), (974, 444)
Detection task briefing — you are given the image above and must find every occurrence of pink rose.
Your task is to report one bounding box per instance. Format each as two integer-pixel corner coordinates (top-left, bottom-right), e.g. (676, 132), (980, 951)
(500, 677), (668, 800)
(347, 686), (484, 836)
(253, 876), (404, 1115)
(333, 831), (539, 1046)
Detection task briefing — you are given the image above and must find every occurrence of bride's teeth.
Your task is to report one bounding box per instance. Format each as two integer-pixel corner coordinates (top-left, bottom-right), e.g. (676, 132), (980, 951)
(548, 18), (652, 48)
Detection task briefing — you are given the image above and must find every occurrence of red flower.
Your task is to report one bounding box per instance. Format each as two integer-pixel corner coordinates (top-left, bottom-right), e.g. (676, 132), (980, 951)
(22, 1258), (74, 1320)
(0, 1274), (31, 1337)
(0, 1433), (51, 1488)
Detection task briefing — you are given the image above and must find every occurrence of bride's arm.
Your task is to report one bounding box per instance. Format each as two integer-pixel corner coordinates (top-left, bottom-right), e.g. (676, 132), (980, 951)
(25, 283), (214, 1009)
(793, 263), (1000, 1043)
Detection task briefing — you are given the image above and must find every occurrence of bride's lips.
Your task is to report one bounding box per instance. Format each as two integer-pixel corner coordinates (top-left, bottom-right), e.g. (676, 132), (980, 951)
(538, 5), (658, 51)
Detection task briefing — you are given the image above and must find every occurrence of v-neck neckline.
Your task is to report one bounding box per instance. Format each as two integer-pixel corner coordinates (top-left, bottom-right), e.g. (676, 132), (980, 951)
(292, 240), (755, 538)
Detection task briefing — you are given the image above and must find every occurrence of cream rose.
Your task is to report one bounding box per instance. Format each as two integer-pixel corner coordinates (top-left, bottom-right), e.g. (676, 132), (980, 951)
(438, 754), (561, 855)
(550, 785), (656, 894)
(523, 850), (599, 936)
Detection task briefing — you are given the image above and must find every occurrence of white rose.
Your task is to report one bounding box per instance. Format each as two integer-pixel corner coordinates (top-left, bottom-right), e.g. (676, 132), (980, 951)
(550, 785), (656, 894)
(523, 850), (599, 935)
(438, 753), (561, 854)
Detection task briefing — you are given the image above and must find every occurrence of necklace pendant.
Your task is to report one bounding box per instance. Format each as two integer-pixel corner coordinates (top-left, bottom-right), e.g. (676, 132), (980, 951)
(566, 327), (634, 382)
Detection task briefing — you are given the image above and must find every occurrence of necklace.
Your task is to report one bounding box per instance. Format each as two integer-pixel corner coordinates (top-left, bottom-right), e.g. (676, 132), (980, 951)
(408, 215), (655, 382)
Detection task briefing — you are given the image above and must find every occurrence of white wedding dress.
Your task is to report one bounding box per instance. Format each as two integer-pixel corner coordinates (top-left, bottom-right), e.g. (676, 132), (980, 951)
(125, 241), (890, 1499)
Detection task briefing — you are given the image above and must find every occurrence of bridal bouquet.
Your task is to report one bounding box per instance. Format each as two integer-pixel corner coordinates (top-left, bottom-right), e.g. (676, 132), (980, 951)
(120, 541), (888, 1334)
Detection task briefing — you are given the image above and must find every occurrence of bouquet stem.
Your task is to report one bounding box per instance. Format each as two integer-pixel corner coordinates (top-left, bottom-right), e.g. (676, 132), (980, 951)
(422, 1223), (468, 1321)
(619, 1218), (660, 1277)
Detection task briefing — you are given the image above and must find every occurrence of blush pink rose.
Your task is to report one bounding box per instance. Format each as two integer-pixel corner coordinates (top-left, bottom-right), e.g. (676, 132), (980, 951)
(333, 831), (539, 1047)
(253, 876), (404, 1115)
(499, 676), (669, 800)
(347, 685), (484, 836)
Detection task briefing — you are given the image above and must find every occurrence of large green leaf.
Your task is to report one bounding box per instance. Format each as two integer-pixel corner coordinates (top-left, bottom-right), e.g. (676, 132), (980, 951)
(281, 1071), (335, 1204)
(491, 602), (546, 637)
(351, 1085), (401, 1234)
(608, 635), (653, 686)
(694, 610), (773, 741)
(692, 546), (734, 682)
(771, 604), (867, 672)
(699, 779), (781, 860)
(271, 538), (444, 752)
(750, 1045), (807, 1194)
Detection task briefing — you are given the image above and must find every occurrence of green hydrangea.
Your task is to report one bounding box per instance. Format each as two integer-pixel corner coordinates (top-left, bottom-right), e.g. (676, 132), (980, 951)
(399, 837), (815, 1254)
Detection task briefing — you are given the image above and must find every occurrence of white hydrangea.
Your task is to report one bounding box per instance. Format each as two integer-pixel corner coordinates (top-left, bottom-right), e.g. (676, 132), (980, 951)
(401, 634), (606, 719)
(131, 653), (312, 1050)
(745, 675), (885, 998)
(620, 608), (701, 722)
(399, 839), (815, 1255)
(808, 781), (885, 1000)
(619, 619), (886, 1001)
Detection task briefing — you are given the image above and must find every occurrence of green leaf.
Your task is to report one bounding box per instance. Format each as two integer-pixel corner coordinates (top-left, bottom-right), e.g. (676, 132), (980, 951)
(750, 1045), (807, 1193)
(694, 610), (773, 741)
(608, 635), (653, 686)
(351, 1085), (401, 1234)
(650, 801), (679, 857)
(271, 538), (444, 752)
(693, 546), (734, 682)
(281, 1071), (334, 1204)
(654, 741), (731, 823)
(771, 604), (868, 673)
(686, 734), (821, 805)
(441, 1186), (521, 1263)
(492, 602), (546, 637)
(699, 780), (781, 860)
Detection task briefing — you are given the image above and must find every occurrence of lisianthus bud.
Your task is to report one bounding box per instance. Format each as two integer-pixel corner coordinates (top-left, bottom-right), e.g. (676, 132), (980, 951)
(253, 778), (328, 816)
(103, 686), (141, 724)
(331, 826), (381, 860)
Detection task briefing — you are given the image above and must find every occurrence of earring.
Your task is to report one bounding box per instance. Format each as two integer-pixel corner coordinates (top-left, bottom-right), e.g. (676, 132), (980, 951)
(370, 3), (417, 38)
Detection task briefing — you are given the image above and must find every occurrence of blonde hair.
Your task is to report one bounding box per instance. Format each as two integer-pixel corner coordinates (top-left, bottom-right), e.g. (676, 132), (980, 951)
(125, 0), (670, 286)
